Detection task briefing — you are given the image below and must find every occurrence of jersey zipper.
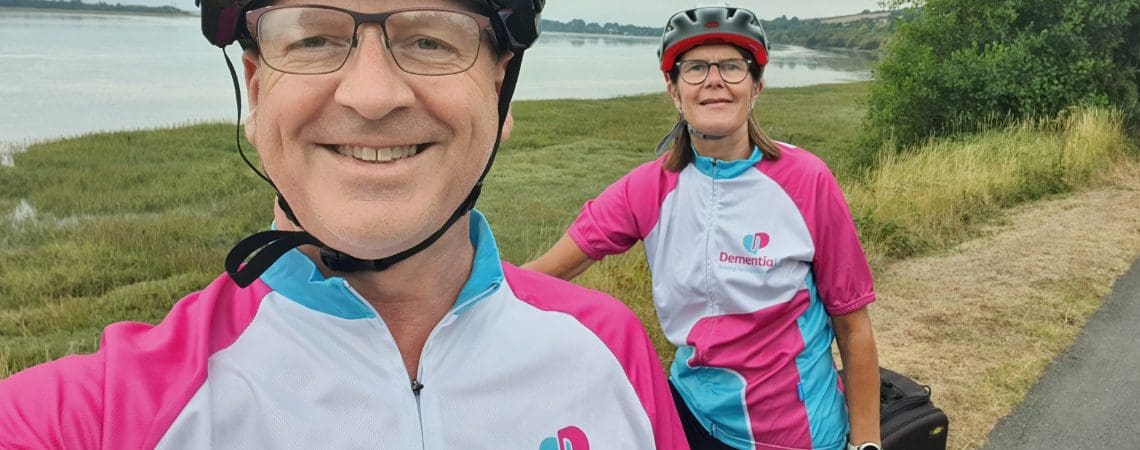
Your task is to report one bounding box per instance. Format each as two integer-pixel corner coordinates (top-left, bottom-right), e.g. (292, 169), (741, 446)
(410, 311), (459, 449)
(705, 160), (720, 315)
(412, 333), (432, 450)
(340, 280), (433, 449)
(342, 280), (498, 449)
(413, 378), (426, 450)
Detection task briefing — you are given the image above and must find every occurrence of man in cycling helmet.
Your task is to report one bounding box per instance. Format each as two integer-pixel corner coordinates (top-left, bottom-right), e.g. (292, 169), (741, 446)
(0, 0), (687, 448)
(527, 4), (882, 450)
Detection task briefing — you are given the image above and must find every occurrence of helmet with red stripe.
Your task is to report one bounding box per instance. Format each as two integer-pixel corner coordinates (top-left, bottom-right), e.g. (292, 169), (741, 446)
(657, 5), (768, 76)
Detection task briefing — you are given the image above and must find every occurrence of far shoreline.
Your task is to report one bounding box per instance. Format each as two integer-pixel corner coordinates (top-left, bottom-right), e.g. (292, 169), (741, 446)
(0, 5), (195, 18)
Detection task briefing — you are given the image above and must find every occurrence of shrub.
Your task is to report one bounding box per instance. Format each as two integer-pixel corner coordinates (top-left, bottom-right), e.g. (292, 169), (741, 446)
(864, 0), (1140, 151)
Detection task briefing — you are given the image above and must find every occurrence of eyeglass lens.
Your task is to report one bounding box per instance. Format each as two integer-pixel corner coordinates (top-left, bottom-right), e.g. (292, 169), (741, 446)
(678, 59), (751, 84)
(254, 7), (484, 76)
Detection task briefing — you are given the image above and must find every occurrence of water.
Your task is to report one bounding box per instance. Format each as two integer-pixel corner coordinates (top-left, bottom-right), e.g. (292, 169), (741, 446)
(0, 141), (25, 167)
(9, 199), (35, 224)
(521, 33), (875, 100)
(0, 10), (874, 144)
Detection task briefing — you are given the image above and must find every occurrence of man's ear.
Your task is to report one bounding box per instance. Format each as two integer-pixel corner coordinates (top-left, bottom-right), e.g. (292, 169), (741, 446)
(494, 51), (516, 94)
(242, 49), (261, 144)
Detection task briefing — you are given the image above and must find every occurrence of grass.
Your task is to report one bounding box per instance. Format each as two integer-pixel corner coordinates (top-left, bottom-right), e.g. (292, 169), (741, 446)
(849, 108), (1132, 263)
(1, 82), (1136, 449)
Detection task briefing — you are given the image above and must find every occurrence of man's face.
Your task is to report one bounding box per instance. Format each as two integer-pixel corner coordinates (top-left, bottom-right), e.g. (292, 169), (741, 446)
(243, 0), (511, 260)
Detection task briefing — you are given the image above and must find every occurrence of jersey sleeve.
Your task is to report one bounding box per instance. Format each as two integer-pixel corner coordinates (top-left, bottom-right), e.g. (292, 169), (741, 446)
(762, 144), (876, 315)
(0, 354), (106, 449)
(567, 158), (678, 260)
(0, 274), (266, 449)
(804, 158), (876, 315)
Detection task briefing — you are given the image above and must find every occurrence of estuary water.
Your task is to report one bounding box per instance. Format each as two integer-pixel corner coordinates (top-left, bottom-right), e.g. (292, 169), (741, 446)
(0, 10), (875, 143)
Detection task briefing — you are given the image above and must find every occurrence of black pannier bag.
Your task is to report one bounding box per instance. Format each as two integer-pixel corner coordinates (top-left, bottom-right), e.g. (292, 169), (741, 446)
(840, 367), (949, 449)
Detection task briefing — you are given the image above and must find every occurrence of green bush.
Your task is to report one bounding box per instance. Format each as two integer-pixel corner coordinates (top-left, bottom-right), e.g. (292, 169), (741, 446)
(864, 0), (1140, 151)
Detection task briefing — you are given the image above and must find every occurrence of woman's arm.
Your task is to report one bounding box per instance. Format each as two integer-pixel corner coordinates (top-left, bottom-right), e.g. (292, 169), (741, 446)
(832, 307), (881, 447)
(522, 233), (597, 281)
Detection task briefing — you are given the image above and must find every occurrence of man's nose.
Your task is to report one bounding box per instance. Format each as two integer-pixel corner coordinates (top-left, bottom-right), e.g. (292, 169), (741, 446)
(334, 25), (415, 120)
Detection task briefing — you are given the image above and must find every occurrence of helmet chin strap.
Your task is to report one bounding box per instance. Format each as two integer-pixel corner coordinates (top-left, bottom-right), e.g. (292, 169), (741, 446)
(222, 50), (526, 288)
(680, 104), (727, 140)
(686, 122), (728, 141)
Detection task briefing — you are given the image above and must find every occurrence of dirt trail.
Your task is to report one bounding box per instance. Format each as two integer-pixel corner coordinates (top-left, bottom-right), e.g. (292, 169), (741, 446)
(869, 169), (1140, 450)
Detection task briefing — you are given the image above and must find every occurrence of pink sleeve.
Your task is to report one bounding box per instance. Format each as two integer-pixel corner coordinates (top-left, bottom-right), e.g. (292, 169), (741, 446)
(567, 158), (678, 260)
(503, 264), (689, 450)
(0, 354), (105, 449)
(0, 275), (267, 449)
(811, 168), (876, 315)
(763, 145), (876, 315)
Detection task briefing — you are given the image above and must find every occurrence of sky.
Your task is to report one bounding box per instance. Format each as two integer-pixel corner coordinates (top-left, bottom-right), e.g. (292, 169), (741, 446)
(140, 1), (887, 27)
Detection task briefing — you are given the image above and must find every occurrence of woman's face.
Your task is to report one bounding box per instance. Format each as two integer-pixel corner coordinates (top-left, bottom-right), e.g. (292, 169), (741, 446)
(667, 44), (762, 139)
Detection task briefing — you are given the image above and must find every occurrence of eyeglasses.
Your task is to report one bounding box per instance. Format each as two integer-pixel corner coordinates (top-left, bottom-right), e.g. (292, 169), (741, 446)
(245, 5), (492, 76)
(675, 58), (754, 85)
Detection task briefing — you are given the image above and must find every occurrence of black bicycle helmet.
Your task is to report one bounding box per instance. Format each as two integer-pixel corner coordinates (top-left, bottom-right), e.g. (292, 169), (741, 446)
(657, 5), (768, 74)
(196, 0), (543, 52)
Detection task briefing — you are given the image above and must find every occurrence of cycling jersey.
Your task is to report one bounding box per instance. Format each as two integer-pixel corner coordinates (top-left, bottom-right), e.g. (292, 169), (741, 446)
(568, 143), (876, 450)
(0, 211), (686, 450)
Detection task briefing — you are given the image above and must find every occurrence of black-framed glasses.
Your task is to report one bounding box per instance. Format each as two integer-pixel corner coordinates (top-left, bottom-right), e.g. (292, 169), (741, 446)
(245, 5), (493, 76)
(675, 58), (754, 84)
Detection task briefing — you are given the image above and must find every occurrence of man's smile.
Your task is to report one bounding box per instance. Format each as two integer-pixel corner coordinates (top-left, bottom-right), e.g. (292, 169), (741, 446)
(329, 143), (427, 164)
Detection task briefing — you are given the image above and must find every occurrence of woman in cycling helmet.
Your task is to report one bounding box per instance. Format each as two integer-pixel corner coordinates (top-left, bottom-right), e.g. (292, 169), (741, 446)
(525, 5), (882, 450)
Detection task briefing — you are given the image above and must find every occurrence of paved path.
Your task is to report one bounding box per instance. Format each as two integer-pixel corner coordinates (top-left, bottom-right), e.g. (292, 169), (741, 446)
(982, 257), (1140, 449)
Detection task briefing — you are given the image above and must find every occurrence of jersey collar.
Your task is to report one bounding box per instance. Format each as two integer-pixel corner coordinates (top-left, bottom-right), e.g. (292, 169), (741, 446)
(259, 209), (505, 319)
(691, 145), (762, 179)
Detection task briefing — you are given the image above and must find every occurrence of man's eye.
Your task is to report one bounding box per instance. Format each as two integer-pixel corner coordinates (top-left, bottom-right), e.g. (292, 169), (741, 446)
(415, 38), (444, 50)
(723, 62), (744, 72)
(296, 36), (329, 48)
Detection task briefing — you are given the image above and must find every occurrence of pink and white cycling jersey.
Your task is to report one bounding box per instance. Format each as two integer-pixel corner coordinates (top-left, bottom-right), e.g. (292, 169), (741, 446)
(568, 143), (876, 450)
(0, 211), (687, 450)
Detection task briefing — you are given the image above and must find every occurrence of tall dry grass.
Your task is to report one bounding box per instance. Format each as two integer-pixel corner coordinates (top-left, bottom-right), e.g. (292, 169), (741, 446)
(849, 107), (1130, 263)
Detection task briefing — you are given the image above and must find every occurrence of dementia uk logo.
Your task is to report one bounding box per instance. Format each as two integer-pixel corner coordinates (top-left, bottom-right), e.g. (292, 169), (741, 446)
(742, 232), (770, 254)
(539, 426), (589, 450)
(720, 232), (774, 268)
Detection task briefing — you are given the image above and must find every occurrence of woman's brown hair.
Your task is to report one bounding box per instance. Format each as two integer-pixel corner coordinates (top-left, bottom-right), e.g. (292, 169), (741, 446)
(662, 46), (781, 172)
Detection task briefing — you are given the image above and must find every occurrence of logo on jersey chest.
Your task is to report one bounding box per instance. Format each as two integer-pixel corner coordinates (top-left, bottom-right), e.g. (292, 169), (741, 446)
(539, 426), (589, 450)
(742, 232), (771, 254)
(719, 232), (775, 269)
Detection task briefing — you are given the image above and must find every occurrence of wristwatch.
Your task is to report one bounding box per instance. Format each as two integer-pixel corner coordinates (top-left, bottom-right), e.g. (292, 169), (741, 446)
(847, 443), (882, 450)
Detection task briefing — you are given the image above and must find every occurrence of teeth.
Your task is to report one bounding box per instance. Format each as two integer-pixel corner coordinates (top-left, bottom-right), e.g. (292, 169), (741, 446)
(336, 145), (420, 163)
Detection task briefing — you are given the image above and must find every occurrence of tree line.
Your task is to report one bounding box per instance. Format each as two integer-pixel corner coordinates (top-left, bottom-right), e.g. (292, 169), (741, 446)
(764, 12), (901, 51)
(540, 19), (660, 37)
(0, 0), (188, 15)
(541, 14), (898, 51)
(864, 0), (1139, 152)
